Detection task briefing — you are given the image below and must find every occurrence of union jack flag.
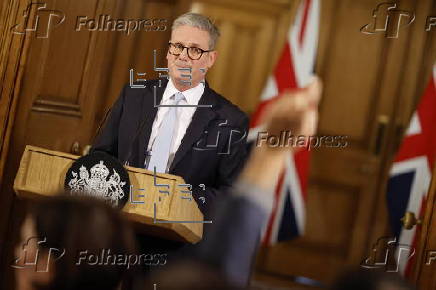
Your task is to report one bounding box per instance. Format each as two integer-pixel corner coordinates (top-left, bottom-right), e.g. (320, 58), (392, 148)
(248, 0), (320, 244)
(386, 64), (436, 276)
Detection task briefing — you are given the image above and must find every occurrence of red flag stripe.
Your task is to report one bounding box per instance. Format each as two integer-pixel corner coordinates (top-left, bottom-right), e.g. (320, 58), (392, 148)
(274, 42), (297, 92)
(395, 79), (436, 168)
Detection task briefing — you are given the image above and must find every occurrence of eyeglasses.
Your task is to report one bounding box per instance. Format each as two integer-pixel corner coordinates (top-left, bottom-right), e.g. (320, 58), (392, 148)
(168, 42), (212, 60)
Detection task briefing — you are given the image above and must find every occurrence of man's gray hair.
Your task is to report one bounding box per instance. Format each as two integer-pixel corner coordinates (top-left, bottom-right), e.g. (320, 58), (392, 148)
(172, 12), (220, 50)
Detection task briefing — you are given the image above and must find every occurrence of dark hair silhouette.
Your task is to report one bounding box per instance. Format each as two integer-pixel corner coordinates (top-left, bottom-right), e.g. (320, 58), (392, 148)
(27, 195), (137, 290)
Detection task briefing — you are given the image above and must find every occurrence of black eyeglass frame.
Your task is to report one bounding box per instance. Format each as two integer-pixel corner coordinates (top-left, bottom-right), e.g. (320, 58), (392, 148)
(168, 42), (213, 60)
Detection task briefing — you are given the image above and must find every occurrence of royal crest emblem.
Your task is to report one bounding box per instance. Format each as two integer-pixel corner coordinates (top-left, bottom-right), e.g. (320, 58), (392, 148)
(65, 152), (130, 209)
(68, 161), (126, 207)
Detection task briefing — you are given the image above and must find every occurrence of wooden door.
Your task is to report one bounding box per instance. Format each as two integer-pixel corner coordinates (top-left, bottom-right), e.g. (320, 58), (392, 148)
(188, 0), (300, 113)
(0, 1), (115, 287)
(412, 162), (436, 289)
(0, 0), (189, 288)
(254, 0), (435, 287)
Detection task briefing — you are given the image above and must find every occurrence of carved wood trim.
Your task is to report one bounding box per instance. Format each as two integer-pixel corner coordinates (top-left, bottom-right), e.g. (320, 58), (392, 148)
(32, 98), (82, 117)
(0, 0), (34, 185)
(0, 0), (35, 283)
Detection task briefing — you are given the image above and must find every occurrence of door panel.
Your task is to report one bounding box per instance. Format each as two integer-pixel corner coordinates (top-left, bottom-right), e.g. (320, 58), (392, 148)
(413, 163), (436, 289)
(190, 0), (300, 113)
(0, 1), (187, 288)
(256, 0), (435, 286)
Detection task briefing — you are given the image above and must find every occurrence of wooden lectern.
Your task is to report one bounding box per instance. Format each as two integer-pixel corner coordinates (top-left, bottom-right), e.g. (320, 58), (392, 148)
(13, 146), (203, 244)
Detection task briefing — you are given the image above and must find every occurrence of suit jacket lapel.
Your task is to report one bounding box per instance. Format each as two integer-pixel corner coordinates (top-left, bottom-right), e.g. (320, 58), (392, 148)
(137, 79), (167, 167)
(169, 84), (217, 172)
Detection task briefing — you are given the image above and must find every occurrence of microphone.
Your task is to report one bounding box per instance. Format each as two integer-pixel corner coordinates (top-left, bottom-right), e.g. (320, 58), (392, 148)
(90, 107), (112, 147)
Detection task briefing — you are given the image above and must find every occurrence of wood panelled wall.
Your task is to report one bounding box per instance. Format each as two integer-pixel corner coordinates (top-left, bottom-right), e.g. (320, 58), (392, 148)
(0, 0), (191, 288)
(0, 0), (435, 289)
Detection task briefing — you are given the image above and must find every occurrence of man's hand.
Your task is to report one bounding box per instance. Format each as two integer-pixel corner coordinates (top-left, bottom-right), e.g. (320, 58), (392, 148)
(240, 77), (323, 190)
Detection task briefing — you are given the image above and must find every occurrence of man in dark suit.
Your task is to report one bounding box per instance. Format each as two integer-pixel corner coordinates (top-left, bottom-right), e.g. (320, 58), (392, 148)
(92, 12), (249, 219)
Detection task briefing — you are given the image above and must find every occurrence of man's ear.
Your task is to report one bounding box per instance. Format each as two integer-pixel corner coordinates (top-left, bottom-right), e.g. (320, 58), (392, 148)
(207, 50), (218, 69)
